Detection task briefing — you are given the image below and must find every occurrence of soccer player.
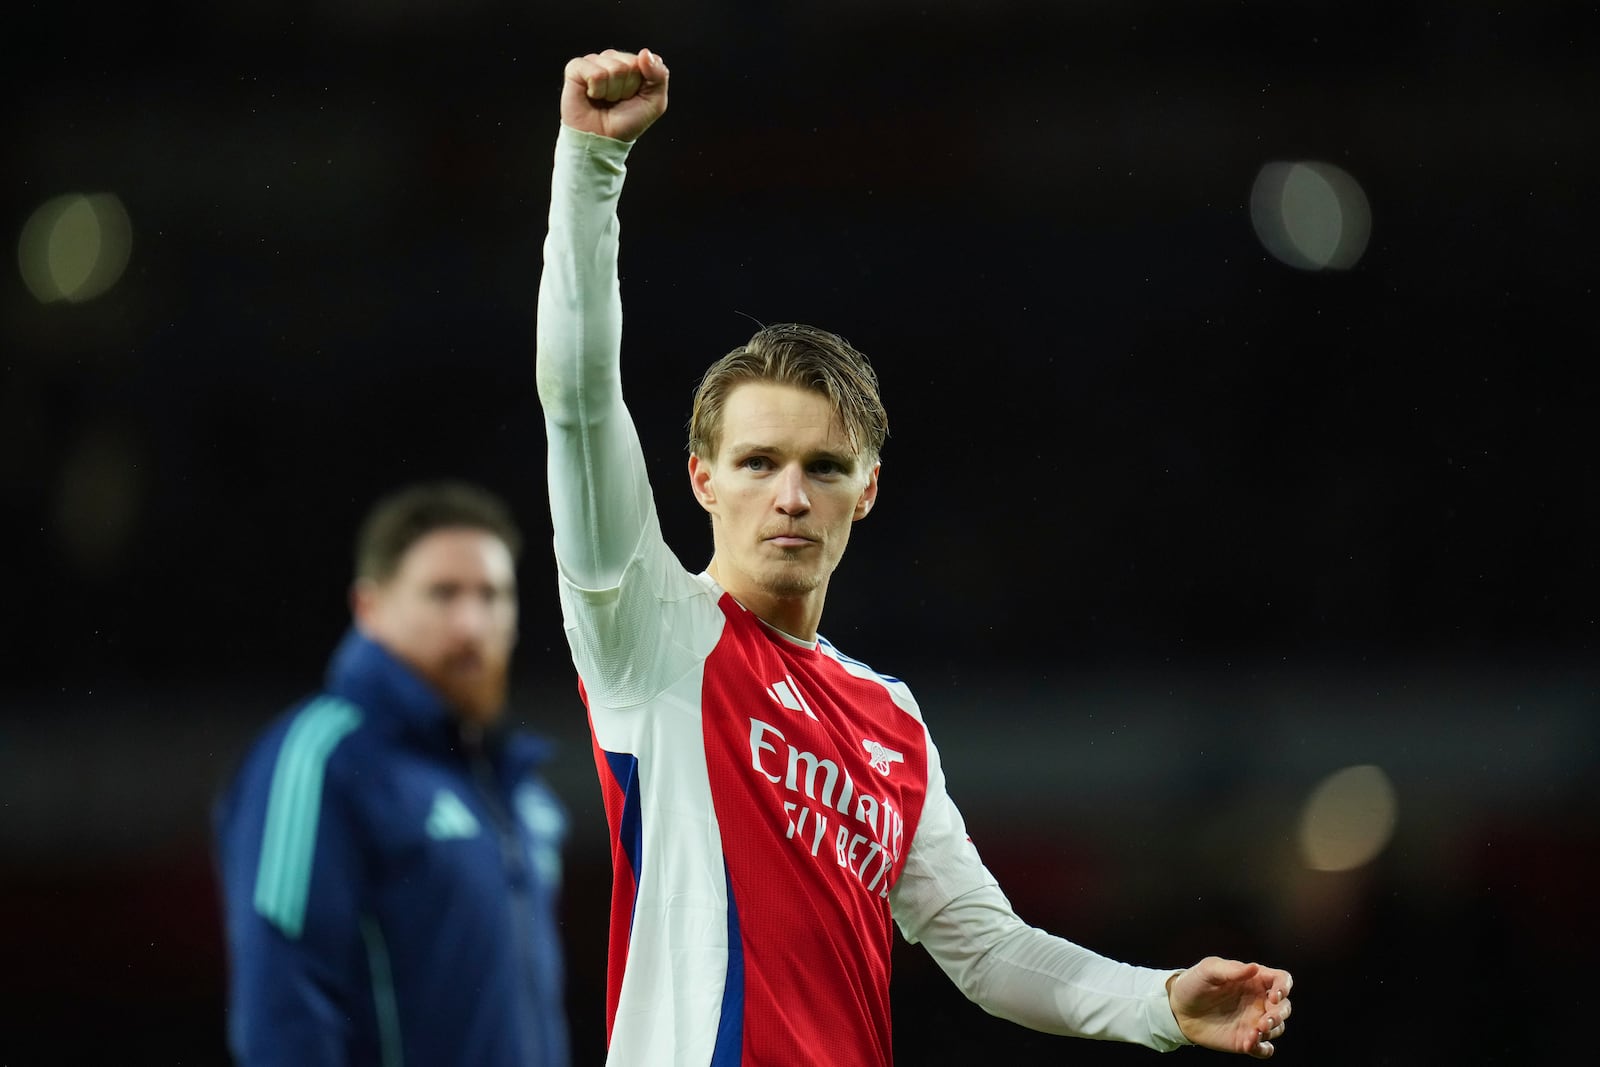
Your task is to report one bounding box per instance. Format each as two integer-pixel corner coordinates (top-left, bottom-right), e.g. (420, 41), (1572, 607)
(213, 481), (570, 1066)
(536, 47), (1294, 1065)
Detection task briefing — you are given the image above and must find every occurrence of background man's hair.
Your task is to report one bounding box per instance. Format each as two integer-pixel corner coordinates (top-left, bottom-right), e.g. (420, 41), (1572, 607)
(354, 480), (522, 582)
(688, 322), (889, 463)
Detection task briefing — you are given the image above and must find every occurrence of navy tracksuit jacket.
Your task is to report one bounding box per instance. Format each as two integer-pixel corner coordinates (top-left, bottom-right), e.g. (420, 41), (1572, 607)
(213, 629), (569, 1066)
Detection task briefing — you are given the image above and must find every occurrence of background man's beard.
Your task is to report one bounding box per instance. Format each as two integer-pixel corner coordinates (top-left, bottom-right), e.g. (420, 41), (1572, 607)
(428, 665), (509, 725)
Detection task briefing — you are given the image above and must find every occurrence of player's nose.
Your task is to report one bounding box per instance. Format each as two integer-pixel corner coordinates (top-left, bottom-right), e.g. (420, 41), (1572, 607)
(773, 464), (810, 515)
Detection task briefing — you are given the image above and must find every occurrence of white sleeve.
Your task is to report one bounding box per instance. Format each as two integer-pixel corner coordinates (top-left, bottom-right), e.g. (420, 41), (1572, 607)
(535, 124), (656, 592)
(891, 732), (1190, 1051)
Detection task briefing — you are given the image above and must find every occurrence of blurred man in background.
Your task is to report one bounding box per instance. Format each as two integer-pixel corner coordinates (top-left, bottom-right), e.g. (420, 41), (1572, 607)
(213, 480), (569, 1066)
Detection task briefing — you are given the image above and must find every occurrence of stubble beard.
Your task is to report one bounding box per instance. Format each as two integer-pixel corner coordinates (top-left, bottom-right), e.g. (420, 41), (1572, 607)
(759, 548), (825, 600)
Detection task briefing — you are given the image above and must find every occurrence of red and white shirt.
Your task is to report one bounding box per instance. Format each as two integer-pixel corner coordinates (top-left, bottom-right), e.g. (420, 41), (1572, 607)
(537, 124), (1188, 1066)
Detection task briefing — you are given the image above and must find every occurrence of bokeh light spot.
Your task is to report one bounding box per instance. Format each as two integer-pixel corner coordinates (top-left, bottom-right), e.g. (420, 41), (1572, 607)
(1298, 763), (1398, 871)
(1250, 161), (1371, 271)
(17, 192), (134, 304)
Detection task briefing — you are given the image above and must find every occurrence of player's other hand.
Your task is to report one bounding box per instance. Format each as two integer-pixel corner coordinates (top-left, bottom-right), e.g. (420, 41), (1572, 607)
(560, 48), (669, 143)
(1168, 956), (1294, 1059)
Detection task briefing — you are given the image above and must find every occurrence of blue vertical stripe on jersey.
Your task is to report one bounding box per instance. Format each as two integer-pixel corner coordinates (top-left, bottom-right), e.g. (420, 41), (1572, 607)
(603, 750), (643, 931)
(252, 697), (362, 937)
(710, 862), (744, 1066)
(361, 914), (404, 1067)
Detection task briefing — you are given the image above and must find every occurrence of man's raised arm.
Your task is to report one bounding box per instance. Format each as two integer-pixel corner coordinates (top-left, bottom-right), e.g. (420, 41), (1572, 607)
(535, 48), (670, 590)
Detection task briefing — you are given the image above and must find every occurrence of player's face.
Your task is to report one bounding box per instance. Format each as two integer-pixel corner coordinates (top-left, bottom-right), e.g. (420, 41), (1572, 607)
(689, 381), (878, 631)
(355, 527), (518, 726)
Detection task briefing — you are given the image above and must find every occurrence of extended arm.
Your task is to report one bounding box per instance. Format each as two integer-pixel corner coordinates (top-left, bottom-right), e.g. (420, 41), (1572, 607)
(894, 736), (1292, 1056)
(914, 889), (1292, 1057)
(910, 884), (1188, 1050)
(535, 50), (670, 589)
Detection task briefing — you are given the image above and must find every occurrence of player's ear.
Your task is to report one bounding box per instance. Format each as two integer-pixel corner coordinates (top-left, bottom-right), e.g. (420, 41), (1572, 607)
(853, 461), (880, 521)
(688, 452), (717, 513)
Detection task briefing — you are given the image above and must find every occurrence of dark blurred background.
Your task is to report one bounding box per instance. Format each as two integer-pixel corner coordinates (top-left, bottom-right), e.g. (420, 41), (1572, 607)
(4, 1), (1597, 1064)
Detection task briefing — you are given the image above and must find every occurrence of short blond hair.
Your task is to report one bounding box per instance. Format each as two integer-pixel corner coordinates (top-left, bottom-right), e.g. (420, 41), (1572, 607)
(688, 323), (889, 463)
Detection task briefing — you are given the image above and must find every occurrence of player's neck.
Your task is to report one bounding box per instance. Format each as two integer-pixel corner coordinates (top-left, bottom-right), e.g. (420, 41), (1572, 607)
(707, 559), (827, 642)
